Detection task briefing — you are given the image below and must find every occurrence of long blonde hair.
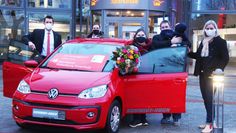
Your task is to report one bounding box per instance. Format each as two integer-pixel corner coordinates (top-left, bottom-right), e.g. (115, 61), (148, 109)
(202, 20), (219, 38)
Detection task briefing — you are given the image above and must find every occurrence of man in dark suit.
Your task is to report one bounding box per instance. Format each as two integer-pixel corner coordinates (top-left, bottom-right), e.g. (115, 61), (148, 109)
(22, 15), (62, 58)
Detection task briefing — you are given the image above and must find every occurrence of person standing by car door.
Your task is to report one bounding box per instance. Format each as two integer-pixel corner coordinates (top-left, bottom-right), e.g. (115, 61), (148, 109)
(188, 20), (229, 133)
(128, 28), (151, 128)
(22, 15), (62, 59)
(151, 20), (191, 126)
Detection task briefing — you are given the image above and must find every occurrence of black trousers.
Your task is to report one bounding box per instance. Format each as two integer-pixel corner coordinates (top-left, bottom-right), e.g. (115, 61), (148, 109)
(133, 114), (146, 122)
(199, 72), (213, 123)
(163, 113), (181, 119)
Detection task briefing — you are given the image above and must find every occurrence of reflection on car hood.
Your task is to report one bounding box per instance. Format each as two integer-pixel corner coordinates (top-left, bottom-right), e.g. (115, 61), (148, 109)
(28, 68), (111, 94)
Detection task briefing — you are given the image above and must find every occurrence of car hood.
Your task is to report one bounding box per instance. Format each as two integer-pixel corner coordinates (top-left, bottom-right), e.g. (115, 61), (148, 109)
(27, 68), (111, 94)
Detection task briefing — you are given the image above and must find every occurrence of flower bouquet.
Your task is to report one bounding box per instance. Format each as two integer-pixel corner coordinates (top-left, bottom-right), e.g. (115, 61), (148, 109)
(112, 45), (140, 75)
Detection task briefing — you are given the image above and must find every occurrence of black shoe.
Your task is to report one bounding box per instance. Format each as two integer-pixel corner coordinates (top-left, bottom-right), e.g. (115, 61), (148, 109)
(142, 119), (149, 126)
(161, 117), (171, 124)
(173, 118), (180, 126)
(129, 120), (142, 128)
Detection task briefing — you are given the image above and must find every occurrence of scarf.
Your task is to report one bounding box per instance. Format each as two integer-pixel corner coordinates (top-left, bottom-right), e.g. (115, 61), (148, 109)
(201, 37), (213, 57)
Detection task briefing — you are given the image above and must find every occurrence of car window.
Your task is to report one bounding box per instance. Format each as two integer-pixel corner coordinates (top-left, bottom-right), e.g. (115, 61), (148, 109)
(41, 43), (121, 72)
(138, 47), (187, 74)
(7, 40), (41, 64)
(56, 43), (119, 55)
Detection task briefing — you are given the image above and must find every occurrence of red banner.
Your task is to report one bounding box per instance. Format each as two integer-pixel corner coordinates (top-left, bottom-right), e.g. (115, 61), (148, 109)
(47, 54), (109, 71)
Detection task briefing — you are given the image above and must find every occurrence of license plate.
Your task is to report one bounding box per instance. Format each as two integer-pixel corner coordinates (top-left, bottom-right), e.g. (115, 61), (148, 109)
(32, 108), (65, 120)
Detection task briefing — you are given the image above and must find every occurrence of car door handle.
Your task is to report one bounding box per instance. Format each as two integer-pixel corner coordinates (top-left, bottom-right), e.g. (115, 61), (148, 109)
(174, 79), (185, 84)
(159, 64), (165, 67)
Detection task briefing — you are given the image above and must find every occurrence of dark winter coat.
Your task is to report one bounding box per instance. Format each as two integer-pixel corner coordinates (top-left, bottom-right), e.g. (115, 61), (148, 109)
(188, 36), (229, 76)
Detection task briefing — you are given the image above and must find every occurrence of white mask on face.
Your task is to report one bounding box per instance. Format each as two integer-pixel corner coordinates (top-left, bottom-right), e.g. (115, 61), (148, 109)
(45, 23), (53, 30)
(205, 29), (216, 37)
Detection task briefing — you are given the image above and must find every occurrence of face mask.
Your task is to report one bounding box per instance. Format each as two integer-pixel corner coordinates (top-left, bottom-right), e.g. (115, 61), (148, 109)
(93, 30), (99, 35)
(205, 29), (216, 37)
(136, 37), (146, 43)
(45, 23), (53, 30)
(160, 29), (174, 39)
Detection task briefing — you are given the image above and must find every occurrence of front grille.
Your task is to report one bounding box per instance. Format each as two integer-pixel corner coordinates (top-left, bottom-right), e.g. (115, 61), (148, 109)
(31, 90), (78, 97)
(24, 117), (78, 125)
(14, 99), (101, 110)
(14, 99), (78, 109)
(27, 102), (79, 109)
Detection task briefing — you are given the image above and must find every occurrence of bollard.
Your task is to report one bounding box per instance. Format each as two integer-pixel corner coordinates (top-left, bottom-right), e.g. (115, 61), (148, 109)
(212, 69), (224, 133)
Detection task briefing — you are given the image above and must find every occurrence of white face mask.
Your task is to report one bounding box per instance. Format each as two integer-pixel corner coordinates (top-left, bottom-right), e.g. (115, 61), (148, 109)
(45, 23), (53, 30)
(205, 29), (216, 37)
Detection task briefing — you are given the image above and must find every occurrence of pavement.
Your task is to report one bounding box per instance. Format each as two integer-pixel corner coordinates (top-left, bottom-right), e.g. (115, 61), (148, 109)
(0, 65), (236, 133)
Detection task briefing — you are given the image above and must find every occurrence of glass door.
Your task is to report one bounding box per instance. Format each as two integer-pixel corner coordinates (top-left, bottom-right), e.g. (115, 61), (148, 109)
(122, 22), (142, 39)
(105, 20), (145, 39)
(108, 22), (118, 38)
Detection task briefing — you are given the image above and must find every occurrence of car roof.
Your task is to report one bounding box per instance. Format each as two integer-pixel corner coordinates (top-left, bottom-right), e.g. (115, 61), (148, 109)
(65, 38), (133, 46)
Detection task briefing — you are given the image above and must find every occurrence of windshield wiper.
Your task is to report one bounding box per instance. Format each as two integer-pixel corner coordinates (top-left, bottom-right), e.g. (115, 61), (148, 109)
(40, 66), (93, 72)
(40, 66), (60, 70)
(102, 60), (110, 72)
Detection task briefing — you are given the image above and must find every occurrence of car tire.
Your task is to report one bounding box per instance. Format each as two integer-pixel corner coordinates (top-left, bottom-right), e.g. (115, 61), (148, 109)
(105, 100), (121, 133)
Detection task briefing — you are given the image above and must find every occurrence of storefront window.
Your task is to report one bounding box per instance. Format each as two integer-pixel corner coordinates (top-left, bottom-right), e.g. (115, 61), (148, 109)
(149, 11), (165, 36)
(76, 0), (90, 37)
(28, 12), (71, 42)
(108, 22), (118, 38)
(28, 0), (71, 8)
(0, 9), (24, 60)
(107, 10), (145, 17)
(0, 9), (24, 41)
(122, 22), (141, 39)
(0, 0), (22, 7)
(192, 0), (236, 11)
(92, 10), (101, 25)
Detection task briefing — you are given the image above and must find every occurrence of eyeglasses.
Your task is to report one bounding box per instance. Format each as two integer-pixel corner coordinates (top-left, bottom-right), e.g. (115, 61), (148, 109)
(205, 27), (215, 30)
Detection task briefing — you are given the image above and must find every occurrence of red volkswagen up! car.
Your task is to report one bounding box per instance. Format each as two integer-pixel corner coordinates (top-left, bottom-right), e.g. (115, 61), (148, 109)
(3, 38), (188, 133)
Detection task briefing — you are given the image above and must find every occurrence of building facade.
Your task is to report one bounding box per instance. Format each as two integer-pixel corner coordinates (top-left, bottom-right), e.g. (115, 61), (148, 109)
(190, 0), (236, 64)
(90, 0), (178, 39)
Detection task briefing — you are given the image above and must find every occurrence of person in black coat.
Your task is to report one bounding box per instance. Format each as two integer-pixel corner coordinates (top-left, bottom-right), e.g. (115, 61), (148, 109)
(188, 20), (229, 133)
(151, 21), (191, 50)
(151, 20), (191, 126)
(87, 24), (103, 38)
(22, 15), (62, 58)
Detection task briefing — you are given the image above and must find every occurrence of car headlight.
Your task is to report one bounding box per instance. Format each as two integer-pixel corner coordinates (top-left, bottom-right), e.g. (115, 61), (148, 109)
(78, 85), (108, 99)
(17, 80), (31, 94)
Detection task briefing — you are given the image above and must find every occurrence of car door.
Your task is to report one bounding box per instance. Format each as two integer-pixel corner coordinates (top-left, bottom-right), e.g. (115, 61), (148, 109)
(123, 47), (188, 114)
(3, 40), (41, 98)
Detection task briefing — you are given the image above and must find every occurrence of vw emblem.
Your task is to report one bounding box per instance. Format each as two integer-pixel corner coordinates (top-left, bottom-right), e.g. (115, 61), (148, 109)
(48, 88), (59, 99)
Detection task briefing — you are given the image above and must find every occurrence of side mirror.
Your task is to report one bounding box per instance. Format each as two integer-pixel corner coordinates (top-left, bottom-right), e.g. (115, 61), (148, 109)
(24, 60), (38, 68)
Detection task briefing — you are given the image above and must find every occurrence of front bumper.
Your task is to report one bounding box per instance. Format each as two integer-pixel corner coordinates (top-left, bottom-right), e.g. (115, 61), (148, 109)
(12, 94), (110, 130)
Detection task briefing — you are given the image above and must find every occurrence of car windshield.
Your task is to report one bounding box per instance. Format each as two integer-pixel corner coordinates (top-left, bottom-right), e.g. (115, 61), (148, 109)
(40, 43), (122, 72)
